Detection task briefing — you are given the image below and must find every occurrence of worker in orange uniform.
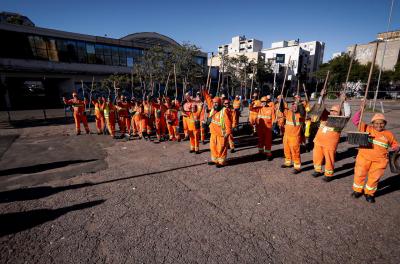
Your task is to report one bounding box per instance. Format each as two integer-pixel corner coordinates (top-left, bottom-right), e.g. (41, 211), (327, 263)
(143, 96), (155, 140)
(153, 97), (168, 142)
(116, 95), (131, 137)
(199, 101), (208, 144)
(91, 96), (105, 135)
(223, 99), (236, 153)
(232, 95), (241, 129)
(182, 93), (192, 141)
(63, 91), (90, 135)
(281, 101), (306, 174)
(103, 97), (116, 138)
(351, 106), (399, 203)
(275, 95), (287, 136)
(249, 93), (261, 134)
(130, 99), (141, 138)
(187, 103), (201, 154)
(250, 96), (276, 160)
(203, 89), (232, 168)
(312, 93), (351, 181)
(165, 100), (181, 141)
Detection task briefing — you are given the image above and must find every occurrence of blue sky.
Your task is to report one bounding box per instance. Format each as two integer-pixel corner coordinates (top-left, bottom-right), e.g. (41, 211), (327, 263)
(1, 0), (399, 62)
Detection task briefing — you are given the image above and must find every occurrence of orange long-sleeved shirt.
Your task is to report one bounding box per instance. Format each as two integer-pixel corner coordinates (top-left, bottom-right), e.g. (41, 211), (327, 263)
(284, 109), (304, 137)
(209, 107), (232, 137)
(250, 104), (276, 128)
(64, 98), (87, 113)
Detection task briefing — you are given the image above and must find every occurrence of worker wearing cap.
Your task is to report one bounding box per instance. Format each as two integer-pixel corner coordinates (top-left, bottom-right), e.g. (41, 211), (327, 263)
(199, 101), (208, 144)
(312, 94), (351, 181)
(116, 95), (131, 136)
(143, 96), (155, 140)
(232, 95), (241, 129)
(181, 93), (192, 141)
(250, 96), (276, 160)
(103, 97), (116, 138)
(351, 107), (399, 203)
(223, 99), (236, 153)
(281, 100), (306, 174)
(165, 100), (180, 141)
(203, 89), (232, 167)
(130, 100), (142, 138)
(275, 95), (287, 136)
(152, 97), (168, 141)
(63, 92), (90, 135)
(187, 103), (201, 154)
(249, 93), (261, 134)
(91, 97), (106, 135)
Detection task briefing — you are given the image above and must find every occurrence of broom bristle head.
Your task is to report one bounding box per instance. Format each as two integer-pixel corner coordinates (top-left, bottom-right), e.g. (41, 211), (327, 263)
(326, 116), (349, 130)
(347, 131), (370, 147)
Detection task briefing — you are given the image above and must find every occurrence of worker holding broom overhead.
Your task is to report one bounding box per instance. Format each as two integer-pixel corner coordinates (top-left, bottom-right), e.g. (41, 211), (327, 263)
(63, 91), (90, 135)
(250, 96), (276, 160)
(249, 92), (261, 134)
(91, 96), (106, 135)
(187, 103), (201, 154)
(103, 97), (116, 138)
(281, 99), (306, 174)
(351, 103), (399, 203)
(223, 99), (236, 153)
(182, 93), (192, 141)
(312, 92), (351, 182)
(203, 89), (232, 168)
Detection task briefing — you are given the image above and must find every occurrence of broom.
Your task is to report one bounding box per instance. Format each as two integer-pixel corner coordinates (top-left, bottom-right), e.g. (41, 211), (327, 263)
(326, 45), (357, 129)
(274, 56), (291, 129)
(308, 70), (330, 122)
(347, 42), (379, 147)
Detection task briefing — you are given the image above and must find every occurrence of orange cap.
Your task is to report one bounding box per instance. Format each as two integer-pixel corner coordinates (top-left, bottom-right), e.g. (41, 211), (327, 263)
(260, 96), (269, 102)
(213, 97), (222, 104)
(371, 113), (386, 123)
(223, 99), (230, 104)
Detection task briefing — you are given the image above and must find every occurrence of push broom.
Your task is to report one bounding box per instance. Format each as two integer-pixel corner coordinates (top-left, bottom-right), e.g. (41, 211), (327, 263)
(347, 41), (379, 147)
(308, 70), (330, 122)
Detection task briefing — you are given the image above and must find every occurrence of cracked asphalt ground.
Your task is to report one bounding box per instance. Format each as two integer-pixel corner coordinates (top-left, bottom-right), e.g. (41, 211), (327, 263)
(0, 101), (399, 264)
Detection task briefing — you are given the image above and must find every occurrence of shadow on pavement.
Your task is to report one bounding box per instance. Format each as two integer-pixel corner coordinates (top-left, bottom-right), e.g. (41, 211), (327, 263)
(376, 175), (400, 197)
(0, 199), (105, 236)
(0, 183), (94, 204)
(0, 159), (98, 176)
(227, 153), (269, 166)
(336, 147), (358, 162)
(1, 117), (77, 129)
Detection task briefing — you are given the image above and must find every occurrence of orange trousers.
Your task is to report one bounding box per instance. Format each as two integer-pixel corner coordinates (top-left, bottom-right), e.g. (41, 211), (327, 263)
(118, 116), (131, 134)
(257, 126), (272, 156)
(183, 116), (189, 138)
(131, 115), (142, 136)
(155, 118), (167, 140)
(313, 144), (336, 177)
(73, 112), (89, 133)
(105, 116), (115, 137)
(249, 112), (257, 132)
(189, 129), (200, 151)
(283, 135), (301, 170)
(228, 134), (235, 150)
(353, 155), (388, 196)
(95, 114), (105, 134)
(210, 134), (228, 165)
(167, 124), (180, 140)
(200, 127), (206, 142)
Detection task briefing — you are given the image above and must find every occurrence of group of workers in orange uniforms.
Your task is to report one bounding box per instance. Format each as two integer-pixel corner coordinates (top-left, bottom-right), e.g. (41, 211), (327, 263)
(63, 90), (399, 203)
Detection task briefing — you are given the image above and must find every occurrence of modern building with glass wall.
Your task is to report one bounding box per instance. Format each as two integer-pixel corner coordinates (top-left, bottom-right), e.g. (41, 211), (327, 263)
(0, 14), (207, 110)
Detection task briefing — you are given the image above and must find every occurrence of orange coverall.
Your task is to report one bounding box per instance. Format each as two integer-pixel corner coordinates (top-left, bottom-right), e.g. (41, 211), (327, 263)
(275, 101), (288, 135)
(64, 98), (90, 134)
(143, 101), (155, 133)
(153, 102), (167, 140)
(249, 99), (261, 132)
(165, 108), (180, 141)
(250, 104), (276, 156)
(283, 110), (304, 170)
(199, 103), (207, 142)
(103, 102), (116, 137)
(182, 101), (192, 139)
(188, 110), (201, 151)
(203, 91), (232, 165)
(116, 101), (131, 134)
(92, 99), (105, 134)
(131, 104), (143, 136)
(313, 110), (342, 177)
(225, 107), (235, 150)
(232, 99), (241, 128)
(352, 122), (398, 196)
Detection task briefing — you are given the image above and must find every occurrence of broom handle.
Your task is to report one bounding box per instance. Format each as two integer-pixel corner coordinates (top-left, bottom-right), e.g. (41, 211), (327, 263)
(321, 70), (330, 101)
(207, 53), (213, 93)
(164, 71), (170, 96)
(297, 79), (300, 95)
(358, 42), (379, 130)
(302, 83), (309, 102)
(345, 44), (357, 85)
(174, 64), (177, 100)
(250, 66), (256, 99)
(275, 57), (291, 121)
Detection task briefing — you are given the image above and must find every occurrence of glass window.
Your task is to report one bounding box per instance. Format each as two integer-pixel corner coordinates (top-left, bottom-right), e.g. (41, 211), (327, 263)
(118, 47), (127, 57)
(34, 36), (47, 50)
(112, 55), (119, 66)
(111, 46), (119, 57)
(127, 57), (134, 67)
(96, 54), (104, 64)
(104, 55), (112, 65)
(95, 44), (104, 55)
(126, 48), (133, 57)
(103, 45), (111, 55)
(119, 56), (127, 67)
(47, 39), (59, 61)
(36, 48), (48, 59)
(86, 43), (95, 54)
(66, 40), (77, 62)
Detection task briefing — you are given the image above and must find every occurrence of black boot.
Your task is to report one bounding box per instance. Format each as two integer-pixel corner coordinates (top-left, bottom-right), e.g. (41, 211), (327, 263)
(281, 164), (291, 168)
(207, 161), (215, 165)
(365, 194), (376, 203)
(267, 156), (273, 161)
(312, 171), (323, 177)
(322, 176), (333, 182)
(293, 169), (302, 174)
(230, 149), (235, 153)
(351, 191), (363, 198)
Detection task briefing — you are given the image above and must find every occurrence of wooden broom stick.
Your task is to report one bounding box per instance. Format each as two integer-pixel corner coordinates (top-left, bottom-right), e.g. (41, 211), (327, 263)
(358, 42), (379, 130)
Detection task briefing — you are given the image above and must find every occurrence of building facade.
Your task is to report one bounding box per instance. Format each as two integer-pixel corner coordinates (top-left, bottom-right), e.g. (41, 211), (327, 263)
(347, 30), (400, 71)
(0, 15), (207, 110)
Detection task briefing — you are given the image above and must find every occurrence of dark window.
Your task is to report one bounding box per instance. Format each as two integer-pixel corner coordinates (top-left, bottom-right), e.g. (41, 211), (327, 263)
(65, 40), (77, 62)
(95, 44), (104, 55)
(127, 57), (134, 67)
(112, 55), (120, 66)
(103, 45), (111, 56)
(119, 56), (127, 67)
(104, 55), (112, 65)
(96, 54), (104, 64)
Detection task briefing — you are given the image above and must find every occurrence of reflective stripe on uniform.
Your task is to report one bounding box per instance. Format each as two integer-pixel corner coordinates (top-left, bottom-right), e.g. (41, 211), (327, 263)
(293, 163), (301, 169)
(286, 121), (304, 126)
(353, 183), (364, 189)
(319, 124), (342, 132)
(365, 184), (377, 191)
(325, 169), (334, 175)
(368, 138), (389, 149)
(257, 115), (272, 119)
